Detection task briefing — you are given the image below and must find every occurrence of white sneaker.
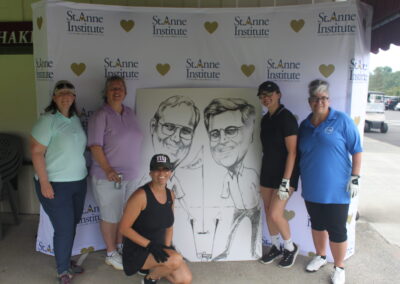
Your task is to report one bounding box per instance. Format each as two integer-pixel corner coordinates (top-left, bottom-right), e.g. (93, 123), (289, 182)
(331, 267), (345, 284)
(306, 255), (328, 272)
(105, 251), (123, 270)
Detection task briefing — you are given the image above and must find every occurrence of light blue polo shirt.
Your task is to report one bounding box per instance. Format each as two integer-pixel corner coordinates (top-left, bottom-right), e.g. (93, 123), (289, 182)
(298, 108), (362, 204)
(31, 112), (87, 182)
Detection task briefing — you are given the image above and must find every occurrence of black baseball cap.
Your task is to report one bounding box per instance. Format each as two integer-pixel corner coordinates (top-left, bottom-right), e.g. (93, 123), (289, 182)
(150, 154), (172, 171)
(257, 81), (280, 96)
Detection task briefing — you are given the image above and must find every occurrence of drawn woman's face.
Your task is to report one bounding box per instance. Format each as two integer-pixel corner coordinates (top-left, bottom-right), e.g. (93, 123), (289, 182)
(151, 104), (196, 168)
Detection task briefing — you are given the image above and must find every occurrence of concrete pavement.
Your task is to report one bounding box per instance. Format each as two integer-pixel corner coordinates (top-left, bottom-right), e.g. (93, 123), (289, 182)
(359, 135), (400, 247)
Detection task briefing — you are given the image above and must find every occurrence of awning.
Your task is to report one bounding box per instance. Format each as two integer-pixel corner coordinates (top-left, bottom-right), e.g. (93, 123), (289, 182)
(361, 0), (400, 53)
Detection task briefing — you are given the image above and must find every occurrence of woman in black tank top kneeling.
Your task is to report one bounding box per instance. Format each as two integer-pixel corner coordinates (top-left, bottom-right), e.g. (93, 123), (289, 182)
(119, 154), (192, 284)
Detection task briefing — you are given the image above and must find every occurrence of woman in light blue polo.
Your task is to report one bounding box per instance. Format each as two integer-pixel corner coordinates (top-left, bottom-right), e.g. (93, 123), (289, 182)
(31, 80), (87, 284)
(298, 79), (362, 284)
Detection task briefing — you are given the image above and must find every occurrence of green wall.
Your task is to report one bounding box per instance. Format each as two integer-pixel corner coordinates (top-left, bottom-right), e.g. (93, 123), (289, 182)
(0, 55), (36, 138)
(0, 0), (38, 155)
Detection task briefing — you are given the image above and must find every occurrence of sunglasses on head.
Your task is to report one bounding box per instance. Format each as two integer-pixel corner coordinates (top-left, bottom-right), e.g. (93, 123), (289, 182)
(55, 82), (74, 90)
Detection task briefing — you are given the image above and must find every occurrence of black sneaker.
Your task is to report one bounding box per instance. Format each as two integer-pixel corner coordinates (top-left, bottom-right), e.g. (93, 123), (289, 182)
(278, 243), (299, 268)
(259, 245), (282, 264)
(138, 269), (149, 276)
(141, 276), (157, 284)
(69, 260), (84, 274)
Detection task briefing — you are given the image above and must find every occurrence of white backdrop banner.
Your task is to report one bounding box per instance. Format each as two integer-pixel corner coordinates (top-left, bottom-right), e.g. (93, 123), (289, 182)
(32, 0), (372, 262)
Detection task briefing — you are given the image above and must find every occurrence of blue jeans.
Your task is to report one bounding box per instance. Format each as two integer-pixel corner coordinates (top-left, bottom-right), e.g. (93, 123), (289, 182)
(34, 178), (87, 274)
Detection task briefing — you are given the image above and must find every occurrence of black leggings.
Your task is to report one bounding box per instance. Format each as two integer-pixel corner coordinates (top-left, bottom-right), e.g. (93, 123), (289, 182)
(305, 201), (349, 243)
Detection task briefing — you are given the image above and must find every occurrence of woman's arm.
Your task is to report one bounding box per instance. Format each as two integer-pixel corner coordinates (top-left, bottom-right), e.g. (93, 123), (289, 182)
(30, 136), (54, 199)
(283, 135), (297, 180)
(119, 189), (150, 247)
(351, 152), (362, 176)
(89, 145), (119, 182)
(164, 190), (175, 247)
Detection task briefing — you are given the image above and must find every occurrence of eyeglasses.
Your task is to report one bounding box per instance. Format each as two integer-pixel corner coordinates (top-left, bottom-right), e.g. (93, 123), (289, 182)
(159, 122), (194, 140)
(55, 83), (74, 90)
(209, 126), (242, 142)
(309, 96), (329, 103)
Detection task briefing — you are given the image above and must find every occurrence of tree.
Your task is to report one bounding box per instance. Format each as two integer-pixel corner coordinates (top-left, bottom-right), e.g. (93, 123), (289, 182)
(369, 67), (400, 97)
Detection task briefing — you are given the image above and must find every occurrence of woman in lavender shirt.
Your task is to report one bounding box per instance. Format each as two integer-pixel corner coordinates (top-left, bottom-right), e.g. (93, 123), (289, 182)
(88, 76), (143, 271)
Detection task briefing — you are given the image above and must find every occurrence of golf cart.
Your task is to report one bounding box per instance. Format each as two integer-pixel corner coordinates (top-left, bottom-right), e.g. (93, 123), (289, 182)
(365, 92), (388, 133)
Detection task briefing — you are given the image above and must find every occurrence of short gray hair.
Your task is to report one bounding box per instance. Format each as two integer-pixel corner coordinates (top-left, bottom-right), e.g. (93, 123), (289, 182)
(308, 79), (329, 97)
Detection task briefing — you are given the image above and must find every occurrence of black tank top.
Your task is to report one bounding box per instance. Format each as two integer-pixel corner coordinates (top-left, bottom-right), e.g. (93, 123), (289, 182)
(131, 183), (174, 244)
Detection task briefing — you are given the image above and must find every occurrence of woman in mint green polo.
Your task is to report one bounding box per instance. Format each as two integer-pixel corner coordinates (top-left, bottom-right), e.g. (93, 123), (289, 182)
(31, 80), (87, 284)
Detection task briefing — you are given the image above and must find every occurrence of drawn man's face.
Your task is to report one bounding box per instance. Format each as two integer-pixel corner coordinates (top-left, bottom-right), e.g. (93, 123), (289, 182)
(208, 110), (254, 169)
(151, 104), (196, 168)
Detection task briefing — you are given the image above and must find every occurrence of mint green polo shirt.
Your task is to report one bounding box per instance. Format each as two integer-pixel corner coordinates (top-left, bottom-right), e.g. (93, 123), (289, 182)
(31, 112), (87, 182)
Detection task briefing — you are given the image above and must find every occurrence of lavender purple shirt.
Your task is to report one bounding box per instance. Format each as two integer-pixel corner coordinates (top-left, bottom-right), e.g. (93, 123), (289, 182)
(88, 104), (143, 180)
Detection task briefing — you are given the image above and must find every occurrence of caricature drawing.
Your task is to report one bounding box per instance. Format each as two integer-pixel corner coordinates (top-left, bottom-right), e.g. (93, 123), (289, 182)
(203, 98), (261, 261)
(136, 95), (200, 222)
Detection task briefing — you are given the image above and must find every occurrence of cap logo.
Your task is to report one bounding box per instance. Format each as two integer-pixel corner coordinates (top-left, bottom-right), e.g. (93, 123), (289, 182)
(157, 155), (167, 163)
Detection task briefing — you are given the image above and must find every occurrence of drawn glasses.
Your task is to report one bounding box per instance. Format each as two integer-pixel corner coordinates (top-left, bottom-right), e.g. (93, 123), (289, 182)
(209, 126), (242, 142)
(159, 122), (194, 140)
(309, 96), (329, 103)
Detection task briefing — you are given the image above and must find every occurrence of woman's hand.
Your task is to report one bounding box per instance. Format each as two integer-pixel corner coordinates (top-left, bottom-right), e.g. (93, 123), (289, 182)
(105, 168), (120, 182)
(40, 180), (55, 199)
(146, 242), (169, 263)
(277, 178), (290, 200)
(89, 146), (120, 182)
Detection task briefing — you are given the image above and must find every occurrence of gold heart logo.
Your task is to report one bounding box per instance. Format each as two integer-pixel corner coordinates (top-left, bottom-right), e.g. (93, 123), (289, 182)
(80, 246), (95, 254)
(120, 19), (134, 32)
(204, 21), (218, 34)
(284, 210), (295, 221)
(71, 63), (86, 76)
(241, 65), (255, 77)
(319, 64), (335, 78)
(290, 19), (304, 33)
(347, 214), (353, 224)
(156, 63), (170, 76)
(353, 116), (360, 126)
(37, 17), (43, 30)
